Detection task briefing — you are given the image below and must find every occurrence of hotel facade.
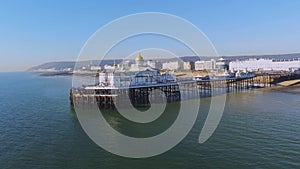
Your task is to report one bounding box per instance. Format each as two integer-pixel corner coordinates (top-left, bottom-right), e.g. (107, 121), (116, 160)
(229, 58), (300, 72)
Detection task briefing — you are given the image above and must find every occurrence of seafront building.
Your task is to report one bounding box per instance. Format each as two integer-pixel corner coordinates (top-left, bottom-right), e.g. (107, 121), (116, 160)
(229, 58), (300, 72)
(103, 64), (116, 71)
(162, 61), (183, 70)
(147, 60), (162, 70)
(194, 59), (216, 70)
(183, 61), (194, 70)
(90, 65), (101, 71)
(215, 58), (228, 70)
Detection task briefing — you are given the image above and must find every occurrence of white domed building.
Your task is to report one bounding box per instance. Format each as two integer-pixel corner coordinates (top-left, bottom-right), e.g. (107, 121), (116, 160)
(130, 52), (146, 71)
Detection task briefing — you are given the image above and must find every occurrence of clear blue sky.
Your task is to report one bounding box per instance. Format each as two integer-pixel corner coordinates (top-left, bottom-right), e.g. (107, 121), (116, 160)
(1, 0), (300, 71)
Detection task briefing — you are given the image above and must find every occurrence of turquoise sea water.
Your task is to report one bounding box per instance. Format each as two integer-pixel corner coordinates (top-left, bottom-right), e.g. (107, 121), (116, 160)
(0, 72), (299, 169)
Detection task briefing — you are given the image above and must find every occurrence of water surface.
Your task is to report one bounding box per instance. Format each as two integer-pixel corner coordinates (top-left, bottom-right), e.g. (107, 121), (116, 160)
(0, 72), (299, 168)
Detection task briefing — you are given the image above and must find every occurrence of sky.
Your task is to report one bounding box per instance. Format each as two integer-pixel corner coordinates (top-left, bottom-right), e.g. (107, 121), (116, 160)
(1, 0), (300, 71)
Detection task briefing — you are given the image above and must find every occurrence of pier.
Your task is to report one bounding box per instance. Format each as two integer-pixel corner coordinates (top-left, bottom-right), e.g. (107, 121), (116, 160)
(70, 73), (300, 109)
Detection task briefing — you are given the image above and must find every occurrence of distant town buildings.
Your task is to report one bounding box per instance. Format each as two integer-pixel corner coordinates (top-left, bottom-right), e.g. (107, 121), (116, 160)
(72, 52), (299, 75)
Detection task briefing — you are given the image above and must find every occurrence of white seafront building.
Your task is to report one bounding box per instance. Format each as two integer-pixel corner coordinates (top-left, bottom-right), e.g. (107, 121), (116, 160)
(162, 61), (183, 70)
(194, 59), (216, 70)
(147, 60), (162, 70)
(229, 58), (300, 72)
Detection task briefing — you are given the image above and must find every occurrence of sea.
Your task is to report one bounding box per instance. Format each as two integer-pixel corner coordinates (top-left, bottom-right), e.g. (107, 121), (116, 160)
(0, 72), (299, 169)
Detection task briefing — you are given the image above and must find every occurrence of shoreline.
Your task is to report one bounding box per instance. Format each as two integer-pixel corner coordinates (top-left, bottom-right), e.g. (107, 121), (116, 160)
(262, 84), (300, 94)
